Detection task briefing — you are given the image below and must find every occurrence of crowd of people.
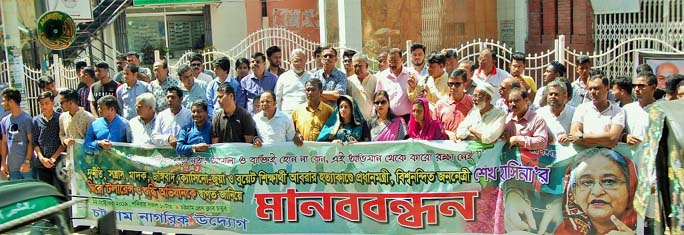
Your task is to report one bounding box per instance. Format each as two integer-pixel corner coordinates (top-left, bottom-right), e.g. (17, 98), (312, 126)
(0, 45), (683, 190)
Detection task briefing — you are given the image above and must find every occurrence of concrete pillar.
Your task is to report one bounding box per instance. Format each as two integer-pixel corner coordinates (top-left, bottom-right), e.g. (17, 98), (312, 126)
(1, 0), (28, 111)
(318, 0), (327, 45)
(337, 0), (362, 51)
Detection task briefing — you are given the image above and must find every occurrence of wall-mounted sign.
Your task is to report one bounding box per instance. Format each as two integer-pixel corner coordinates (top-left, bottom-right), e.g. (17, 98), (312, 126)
(46, 0), (93, 21)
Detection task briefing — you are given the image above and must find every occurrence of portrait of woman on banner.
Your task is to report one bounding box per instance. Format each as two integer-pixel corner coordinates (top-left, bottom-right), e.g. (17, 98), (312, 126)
(316, 95), (370, 143)
(556, 148), (638, 235)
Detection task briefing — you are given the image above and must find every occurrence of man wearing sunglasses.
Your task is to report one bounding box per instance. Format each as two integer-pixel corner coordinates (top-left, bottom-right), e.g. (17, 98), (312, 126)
(0, 88), (35, 180)
(190, 55), (213, 84)
(435, 69), (474, 141)
(621, 72), (657, 146)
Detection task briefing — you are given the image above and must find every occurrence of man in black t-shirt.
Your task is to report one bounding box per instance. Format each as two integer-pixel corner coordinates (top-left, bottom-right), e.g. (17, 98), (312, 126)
(89, 62), (121, 117)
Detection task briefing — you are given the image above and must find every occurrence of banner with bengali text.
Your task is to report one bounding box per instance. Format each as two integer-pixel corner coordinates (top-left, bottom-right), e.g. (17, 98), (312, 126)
(70, 140), (640, 234)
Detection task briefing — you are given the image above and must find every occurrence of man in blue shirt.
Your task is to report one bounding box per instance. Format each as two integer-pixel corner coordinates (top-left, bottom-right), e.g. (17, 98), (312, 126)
(239, 52), (278, 113)
(176, 100), (212, 156)
(207, 57), (241, 116)
(178, 64), (208, 110)
(116, 63), (151, 120)
(0, 88), (34, 180)
(311, 46), (347, 107)
(84, 95), (133, 153)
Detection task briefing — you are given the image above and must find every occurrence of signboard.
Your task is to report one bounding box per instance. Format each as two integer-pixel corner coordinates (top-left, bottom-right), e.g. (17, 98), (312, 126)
(133, 0), (219, 6)
(46, 0), (93, 21)
(70, 140), (642, 234)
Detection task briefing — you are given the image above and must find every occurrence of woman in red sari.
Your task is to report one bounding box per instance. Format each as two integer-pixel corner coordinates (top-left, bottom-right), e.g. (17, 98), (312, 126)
(407, 98), (448, 140)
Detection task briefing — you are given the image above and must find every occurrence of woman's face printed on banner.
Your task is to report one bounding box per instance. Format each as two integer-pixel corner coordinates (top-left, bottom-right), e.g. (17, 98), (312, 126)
(572, 154), (630, 223)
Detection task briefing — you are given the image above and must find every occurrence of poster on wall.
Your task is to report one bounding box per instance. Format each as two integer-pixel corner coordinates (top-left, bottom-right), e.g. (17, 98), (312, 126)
(638, 51), (684, 90)
(46, 0), (93, 21)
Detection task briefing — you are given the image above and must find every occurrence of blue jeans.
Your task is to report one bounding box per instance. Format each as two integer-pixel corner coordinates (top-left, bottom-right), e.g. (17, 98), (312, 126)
(9, 170), (35, 180)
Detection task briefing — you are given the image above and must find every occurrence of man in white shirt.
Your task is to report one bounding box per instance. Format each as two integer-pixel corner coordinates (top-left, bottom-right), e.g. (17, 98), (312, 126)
(472, 48), (512, 103)
(254, 91), (296, 143)
(622, 72), (657, 146)
(566, 75), (625, 148)
(346, 53), (377, 119)
(275, 49), (311, 116)
(129, 93), (156, 145)
(536, 80), (575, 143)
(456, 83), (506, 144)
(151, 86), (192, 147)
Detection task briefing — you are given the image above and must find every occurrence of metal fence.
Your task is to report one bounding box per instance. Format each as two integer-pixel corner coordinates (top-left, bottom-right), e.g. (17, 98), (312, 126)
(3, 27), (683, 116)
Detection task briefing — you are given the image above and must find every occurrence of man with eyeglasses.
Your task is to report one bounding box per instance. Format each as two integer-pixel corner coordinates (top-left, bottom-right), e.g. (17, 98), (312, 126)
(502, 87), (549, 150)
(311, 46), (347, 108)
(455, 82), (505, 144)
(0, 88), (35, 180)
(408, 51), (448, 106)
(342, 49), (357, 77)
(495, 77), (521, 113)
(190, 55), (213, 84)
(622, 72), (657, 146)
(435, 69), (474, 141)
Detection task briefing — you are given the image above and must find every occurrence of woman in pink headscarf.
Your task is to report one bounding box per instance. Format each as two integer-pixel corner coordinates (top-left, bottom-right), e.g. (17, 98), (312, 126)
(407, 98), (448, 140)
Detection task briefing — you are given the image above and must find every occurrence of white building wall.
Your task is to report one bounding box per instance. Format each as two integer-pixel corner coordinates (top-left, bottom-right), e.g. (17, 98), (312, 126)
(210, 1), (248, 51)
(497, 0), (528, 52)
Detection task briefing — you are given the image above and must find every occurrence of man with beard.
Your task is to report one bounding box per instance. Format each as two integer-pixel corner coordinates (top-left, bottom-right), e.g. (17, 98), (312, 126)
(622, 72), (657, 146)
(113, 55), (126, 83)
(275, 49), (311, 116)
(502, 88), (548, 150)
(472, 48), (512, 103)
(266, 46), (287, 76)
(567, 74), (625, 148)
(536, 80), (575, 143)
(455, 82), (505, 144)
(410, 43), (428, 77)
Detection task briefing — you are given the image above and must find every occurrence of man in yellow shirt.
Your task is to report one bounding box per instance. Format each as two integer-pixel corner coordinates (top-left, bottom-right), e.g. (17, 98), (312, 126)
(291, 78), (333, 144)
(510, 53), (537, 100)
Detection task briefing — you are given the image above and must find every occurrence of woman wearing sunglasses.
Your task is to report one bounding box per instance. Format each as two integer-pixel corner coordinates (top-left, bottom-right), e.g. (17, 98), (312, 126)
(367, 91), (407, 141)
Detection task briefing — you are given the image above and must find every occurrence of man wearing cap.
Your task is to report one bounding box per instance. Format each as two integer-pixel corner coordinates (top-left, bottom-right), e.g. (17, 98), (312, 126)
(207, 57), (241, 116)
(455, 82), (506, 144)
(89, 62), (120, 117)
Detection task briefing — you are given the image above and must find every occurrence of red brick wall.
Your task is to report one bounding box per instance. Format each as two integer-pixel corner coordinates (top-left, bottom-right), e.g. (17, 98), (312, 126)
(526, 0), (594, 54)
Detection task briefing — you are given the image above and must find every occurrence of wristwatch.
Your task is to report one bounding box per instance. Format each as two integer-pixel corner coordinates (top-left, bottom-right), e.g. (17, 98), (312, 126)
(23, 159), (31, 164)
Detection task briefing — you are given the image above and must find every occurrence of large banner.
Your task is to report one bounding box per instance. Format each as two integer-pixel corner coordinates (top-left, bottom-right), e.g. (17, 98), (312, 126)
(70, 140), (640, 234)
